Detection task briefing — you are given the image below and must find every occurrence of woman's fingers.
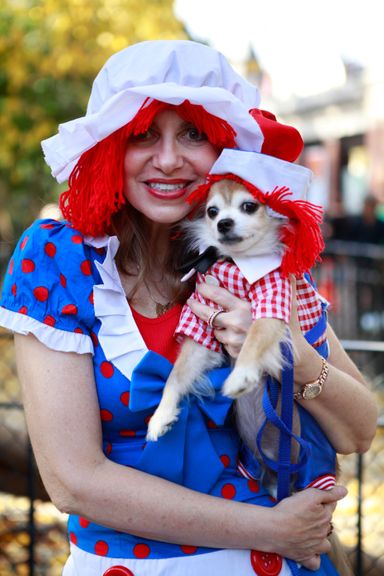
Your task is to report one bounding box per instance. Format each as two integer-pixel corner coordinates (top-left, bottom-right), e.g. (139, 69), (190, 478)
(187, 284), (252, 357)
(272, 485), (347, 565)
(195, 281), (251, 316)
(187, 282), (252, 333)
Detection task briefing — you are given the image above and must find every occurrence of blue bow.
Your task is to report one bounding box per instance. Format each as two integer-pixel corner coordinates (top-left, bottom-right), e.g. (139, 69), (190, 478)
(129, 351), (233, 493)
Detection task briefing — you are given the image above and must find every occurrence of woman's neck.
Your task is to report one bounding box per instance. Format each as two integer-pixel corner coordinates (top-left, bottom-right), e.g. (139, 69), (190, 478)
(117, 221), (177, 317)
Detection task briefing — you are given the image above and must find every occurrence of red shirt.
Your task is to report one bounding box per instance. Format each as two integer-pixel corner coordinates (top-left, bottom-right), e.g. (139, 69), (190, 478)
(130, 303), (182, 364)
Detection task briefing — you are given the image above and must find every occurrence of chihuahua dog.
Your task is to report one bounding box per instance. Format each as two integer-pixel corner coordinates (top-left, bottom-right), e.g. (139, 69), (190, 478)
(147, 178), (292, 443)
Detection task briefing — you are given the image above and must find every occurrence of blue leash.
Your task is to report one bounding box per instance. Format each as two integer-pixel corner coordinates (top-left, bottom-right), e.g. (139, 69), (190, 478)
(255, 306), (330, 576)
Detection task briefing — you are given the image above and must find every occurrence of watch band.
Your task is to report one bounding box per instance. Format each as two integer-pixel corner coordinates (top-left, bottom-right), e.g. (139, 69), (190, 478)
(294, 357), (329, 401)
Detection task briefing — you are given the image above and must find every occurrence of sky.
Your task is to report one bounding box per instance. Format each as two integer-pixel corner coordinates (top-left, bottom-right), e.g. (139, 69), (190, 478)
(174, 0), (383, 98)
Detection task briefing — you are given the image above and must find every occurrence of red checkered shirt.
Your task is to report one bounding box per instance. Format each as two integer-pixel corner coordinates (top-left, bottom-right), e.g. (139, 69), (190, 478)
(175, 261), (326, 353)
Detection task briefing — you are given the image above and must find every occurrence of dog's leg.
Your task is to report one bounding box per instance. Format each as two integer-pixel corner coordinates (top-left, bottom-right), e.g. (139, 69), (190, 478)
(146, 338), (223, 441)
(223, 318), (288, 398)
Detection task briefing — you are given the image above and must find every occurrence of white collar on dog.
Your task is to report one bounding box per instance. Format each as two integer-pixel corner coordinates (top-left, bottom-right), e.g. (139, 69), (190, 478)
(233, 252), (283, 284)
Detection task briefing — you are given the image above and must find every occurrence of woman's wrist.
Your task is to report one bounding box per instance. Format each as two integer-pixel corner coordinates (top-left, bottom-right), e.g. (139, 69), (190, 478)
(294, 344), (325, 387)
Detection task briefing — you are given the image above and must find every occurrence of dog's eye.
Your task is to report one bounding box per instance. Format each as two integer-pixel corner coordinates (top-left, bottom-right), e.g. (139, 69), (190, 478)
(207, 206), (219, 219)
(241, 202), (259, 214)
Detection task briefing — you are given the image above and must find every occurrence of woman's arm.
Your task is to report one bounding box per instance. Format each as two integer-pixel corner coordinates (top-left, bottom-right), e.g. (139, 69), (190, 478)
(15, 333), (345, 569)
(188, 281), (378, 455)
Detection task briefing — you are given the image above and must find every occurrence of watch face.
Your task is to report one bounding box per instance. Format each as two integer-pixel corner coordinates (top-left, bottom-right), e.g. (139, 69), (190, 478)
(303, 383), (321, 400)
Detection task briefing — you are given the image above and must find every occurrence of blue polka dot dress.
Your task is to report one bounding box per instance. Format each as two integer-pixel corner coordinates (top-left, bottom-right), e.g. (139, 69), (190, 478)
(0, 219), (340, 576)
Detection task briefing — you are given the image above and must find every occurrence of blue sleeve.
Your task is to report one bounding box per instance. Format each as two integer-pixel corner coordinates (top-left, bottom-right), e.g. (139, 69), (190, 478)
(0, 219), (96, 350)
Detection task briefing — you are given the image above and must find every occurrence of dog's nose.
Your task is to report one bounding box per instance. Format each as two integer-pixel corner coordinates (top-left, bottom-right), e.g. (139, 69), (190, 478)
(217, 218), (234, 234)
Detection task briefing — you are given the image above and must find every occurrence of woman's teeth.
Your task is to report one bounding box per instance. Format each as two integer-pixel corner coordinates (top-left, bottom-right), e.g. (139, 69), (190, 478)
(148, 183), (186, 191)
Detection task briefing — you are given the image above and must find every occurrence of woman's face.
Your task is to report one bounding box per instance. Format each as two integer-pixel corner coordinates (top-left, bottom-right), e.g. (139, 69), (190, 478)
(123, 109), (220, 225)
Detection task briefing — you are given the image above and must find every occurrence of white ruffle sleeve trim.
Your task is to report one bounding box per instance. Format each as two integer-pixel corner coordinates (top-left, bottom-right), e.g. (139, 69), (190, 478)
(0, 307), (94, 354)
(89, 235), (148, 380)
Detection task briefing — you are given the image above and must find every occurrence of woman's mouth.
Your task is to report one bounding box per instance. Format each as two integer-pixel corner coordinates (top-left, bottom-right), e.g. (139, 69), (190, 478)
(145, 180), (192, 200)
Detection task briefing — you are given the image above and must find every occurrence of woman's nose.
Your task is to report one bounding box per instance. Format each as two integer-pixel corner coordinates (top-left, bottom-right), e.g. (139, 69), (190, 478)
(152, 137), (183, 173)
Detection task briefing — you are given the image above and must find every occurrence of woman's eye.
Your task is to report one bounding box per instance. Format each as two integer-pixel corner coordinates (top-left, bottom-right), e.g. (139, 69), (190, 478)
(185, 126), (207, 142)
(241, 202), (259, 214)
(207, 206), (219, 219)
(129, 130), (156, 143)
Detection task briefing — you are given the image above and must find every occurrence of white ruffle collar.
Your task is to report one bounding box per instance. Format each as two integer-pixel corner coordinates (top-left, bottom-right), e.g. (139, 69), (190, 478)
(85, 234), (148, 380)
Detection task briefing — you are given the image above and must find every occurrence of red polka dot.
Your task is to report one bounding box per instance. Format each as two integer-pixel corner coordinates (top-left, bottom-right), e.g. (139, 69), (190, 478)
(180, 545), (198, 554)
(71, 234), (83, 244)
(100, 361), (114, 378)
(44, 242), (57, 257)
(103, 567), (134, 576)
(18, 306), (28, 315)
(61, 304), (78, 315)
(207, 419), (217, 428)
(119, 429), (136, 437)
(105, 443), (112, 456)
(221, 483), (236, 499)
(34, 286), (49, 302)
(269, 495), (277, 503)
(133, 543), (150, 559)
(21, 259), (35, 273)
(120, 391), (130, 406)
(100, 409), (113, 421)
(8, 259), (14, 275)
(91, 331), (99, 347)
(40, 223), (55, 229)
(220, 454), (230, 468)
(95, 247), (106, 255)
(20, 236), (29, 249)
(144, 414), (152, 425)
(248, 479), (260, 493)
(250, 550), (283, 576)
(80, 259), (92, 275)
(79, 516), (90, 528)
(60, 274), (67, 287)
(89, 291), (94, 305)
(74, 327), (83, 334)
(94, 540), (109, 556)
(69, 532), (77, 545)
(43, 315), (56, 326)
(11, 283), (17, 296)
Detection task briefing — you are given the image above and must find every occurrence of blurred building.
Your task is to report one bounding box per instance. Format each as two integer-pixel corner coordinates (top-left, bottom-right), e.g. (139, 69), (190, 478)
(245, 51), (384, 219)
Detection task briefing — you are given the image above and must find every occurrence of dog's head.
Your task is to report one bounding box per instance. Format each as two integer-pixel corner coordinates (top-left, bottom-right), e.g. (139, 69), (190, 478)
(198, 179), (283, 257)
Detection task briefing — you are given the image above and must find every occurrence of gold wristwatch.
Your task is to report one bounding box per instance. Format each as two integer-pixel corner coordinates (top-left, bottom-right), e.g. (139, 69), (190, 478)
(294, 358), (329, 401)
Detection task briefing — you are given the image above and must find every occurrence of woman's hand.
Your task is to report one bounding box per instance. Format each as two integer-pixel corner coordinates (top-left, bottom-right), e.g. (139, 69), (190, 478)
(272, 485), (347, 570)
(187, 282), (252, 358)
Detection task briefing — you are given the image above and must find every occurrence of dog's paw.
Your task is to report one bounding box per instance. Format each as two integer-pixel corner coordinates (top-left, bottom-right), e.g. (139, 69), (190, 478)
(146, 407), (180, 442)
(222, 367), (262, 398)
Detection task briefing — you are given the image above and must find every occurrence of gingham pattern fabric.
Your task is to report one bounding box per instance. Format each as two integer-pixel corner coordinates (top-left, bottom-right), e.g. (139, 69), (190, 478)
(176, 262), (325, 352)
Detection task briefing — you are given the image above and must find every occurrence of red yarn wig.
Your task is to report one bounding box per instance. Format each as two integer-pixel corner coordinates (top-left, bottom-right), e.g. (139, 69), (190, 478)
(60, 99), (237, 237)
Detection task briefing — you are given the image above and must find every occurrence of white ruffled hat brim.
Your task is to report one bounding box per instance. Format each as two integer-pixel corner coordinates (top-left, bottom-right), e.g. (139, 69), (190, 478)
(41, 40), (265, 183)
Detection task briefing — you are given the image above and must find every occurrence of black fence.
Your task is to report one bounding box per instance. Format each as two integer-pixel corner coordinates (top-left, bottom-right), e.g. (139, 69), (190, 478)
(0, 241), (383, 575)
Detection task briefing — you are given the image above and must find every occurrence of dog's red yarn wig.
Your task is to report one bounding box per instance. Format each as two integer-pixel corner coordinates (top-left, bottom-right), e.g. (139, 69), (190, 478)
(187, 173), (324, 278)
(59, 99), (237, 237)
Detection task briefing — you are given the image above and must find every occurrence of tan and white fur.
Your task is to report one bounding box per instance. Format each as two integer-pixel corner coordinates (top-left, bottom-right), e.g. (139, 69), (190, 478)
(147, 179), (291, 446)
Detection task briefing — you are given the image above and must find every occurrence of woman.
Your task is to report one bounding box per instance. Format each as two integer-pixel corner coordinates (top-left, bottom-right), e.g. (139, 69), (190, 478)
(0, 40), (377, 576)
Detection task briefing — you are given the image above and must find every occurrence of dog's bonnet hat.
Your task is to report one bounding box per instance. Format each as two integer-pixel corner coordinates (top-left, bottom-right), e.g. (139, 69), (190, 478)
(41, 40), (267, 183)
(210, 149), (313, 210)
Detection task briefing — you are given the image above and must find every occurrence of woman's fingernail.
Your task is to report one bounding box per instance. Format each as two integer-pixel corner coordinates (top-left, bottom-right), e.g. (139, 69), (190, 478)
(204, 275), (220, 286)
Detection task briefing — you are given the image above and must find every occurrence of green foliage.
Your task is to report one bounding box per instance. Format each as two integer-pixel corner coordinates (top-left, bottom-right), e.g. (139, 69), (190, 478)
(0, 0), (186, 238)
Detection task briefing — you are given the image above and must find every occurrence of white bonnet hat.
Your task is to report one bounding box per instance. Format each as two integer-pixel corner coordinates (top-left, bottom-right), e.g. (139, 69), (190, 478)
(41, 40), (265, 183)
